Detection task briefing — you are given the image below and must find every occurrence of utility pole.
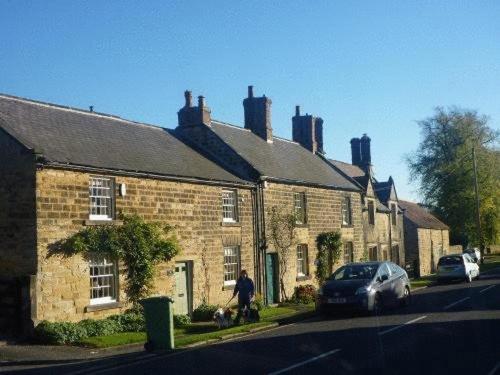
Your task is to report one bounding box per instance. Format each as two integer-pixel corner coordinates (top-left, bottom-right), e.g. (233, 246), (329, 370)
(472, 147), (484, 263)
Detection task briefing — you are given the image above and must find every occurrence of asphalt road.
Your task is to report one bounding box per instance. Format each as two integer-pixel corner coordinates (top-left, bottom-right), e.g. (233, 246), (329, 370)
(4, 272), (500, 375)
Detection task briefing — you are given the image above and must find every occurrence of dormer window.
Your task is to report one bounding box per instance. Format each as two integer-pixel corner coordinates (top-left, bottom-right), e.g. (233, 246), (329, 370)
(89, 176), (114, 221)
(222, 189), (238, 222)
(367, 200), (375, 225)
(391, 203), (397, 226)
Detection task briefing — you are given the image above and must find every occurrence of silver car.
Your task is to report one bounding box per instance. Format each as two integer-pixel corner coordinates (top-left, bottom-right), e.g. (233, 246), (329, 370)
(437, 253), (480, 283)
(316, 261), (411, 314)
(464, 248), (481, 263)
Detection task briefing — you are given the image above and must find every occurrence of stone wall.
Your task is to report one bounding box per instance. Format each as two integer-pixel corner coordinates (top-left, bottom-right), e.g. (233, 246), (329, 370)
(0, 131), (36, 277)
(263, 182), (364, 299)
(416, 228), (450, 276)
(35, 168), (254, 323)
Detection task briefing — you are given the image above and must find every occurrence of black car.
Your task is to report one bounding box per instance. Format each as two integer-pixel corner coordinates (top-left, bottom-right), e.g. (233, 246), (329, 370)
(316, 261), (411, 314)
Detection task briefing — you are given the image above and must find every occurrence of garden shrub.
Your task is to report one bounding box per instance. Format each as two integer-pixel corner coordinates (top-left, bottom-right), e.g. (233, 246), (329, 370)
(173, 314), (191, 328)
(191, 303), (218, 322)
(291, 284), (317, 304)
(106, 312), (145, 332)
(34, 321), (88, 345)
(78, 318), (120, 337)
(252, 293), (264, 311)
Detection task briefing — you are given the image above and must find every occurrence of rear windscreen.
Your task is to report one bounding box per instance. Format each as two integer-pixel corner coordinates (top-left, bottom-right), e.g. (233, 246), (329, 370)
(438, 256), (463, 266)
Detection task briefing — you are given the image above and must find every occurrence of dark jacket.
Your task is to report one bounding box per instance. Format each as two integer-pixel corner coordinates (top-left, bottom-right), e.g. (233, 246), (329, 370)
(233, 276), (255, 302)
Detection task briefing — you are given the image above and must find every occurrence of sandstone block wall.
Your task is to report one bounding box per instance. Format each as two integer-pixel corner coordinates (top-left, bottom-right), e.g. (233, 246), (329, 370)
(263, 182), (364, 299)
(417, 228), (450, 276)
(35, 168), (254, 323)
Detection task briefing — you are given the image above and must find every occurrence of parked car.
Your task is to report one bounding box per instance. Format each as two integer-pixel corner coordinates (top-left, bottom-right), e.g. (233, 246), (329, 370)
(436, 253), (480, 283)
(316, 261), (411, 315)
(464, 248), (481, 263)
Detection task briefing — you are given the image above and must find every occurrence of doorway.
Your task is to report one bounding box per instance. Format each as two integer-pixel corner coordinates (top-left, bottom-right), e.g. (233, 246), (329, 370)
(266, 253), (279, 304)
(174, 262), (192, 315)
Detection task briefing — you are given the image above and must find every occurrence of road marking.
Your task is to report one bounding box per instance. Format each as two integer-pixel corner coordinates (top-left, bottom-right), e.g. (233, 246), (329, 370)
(479, 285), (497, 294)
(377, 315), (427, 336)
(487, 361), (500, 375)
(443, 297), (470, 310)
(267, 348), (341, 375)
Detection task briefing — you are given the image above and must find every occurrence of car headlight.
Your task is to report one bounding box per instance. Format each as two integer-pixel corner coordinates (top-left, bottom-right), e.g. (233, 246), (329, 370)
(355, 285), (372, 295)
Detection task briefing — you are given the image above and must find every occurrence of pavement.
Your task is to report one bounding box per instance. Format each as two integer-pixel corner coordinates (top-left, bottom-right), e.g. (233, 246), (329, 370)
(2, 268), (499, 375)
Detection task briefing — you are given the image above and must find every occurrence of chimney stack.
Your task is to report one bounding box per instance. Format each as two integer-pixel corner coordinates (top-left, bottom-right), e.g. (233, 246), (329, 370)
(177, 90), (211, 127)
(243, 85), (273, 142)
(360, 133), (371, 167)
(292, 106), (324, 154)
(350, 137), (361, 167)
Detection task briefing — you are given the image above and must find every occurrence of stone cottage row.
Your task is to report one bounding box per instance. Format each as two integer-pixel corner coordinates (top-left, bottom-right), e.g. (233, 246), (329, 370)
(0, 87), (448, 331)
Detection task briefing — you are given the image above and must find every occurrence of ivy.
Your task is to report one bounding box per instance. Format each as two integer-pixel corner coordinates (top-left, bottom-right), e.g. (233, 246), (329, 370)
(315, 231), (342, 285)
(52, 214), (180, 304)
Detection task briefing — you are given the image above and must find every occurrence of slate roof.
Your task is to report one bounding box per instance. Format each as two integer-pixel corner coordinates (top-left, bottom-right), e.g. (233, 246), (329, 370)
(0, 94), (246, 184)
(398, 200), (449, 230)
(329, 159), (366, 178)
(209, 121), (360, 191)
(373, 181), (392, 203)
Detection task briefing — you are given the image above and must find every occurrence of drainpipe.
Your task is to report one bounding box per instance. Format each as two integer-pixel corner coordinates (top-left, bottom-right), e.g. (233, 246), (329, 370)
(251, 188), (260, 295)
(256, 179), (268, 304)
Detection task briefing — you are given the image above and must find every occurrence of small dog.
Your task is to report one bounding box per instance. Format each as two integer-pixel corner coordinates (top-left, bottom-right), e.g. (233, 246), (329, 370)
(213, 307), (233, 329)
(242, 306), (260, 323)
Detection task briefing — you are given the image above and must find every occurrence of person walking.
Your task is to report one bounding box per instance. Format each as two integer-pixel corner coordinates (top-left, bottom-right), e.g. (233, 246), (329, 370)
(232, 270), (254, 324)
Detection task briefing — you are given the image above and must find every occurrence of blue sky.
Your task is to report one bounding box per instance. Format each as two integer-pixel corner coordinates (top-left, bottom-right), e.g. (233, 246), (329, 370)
(1, 1), (499, 200)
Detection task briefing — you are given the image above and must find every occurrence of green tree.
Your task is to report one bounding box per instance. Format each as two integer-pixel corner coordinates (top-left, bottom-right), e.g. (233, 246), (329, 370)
(407, 107), (499, 247)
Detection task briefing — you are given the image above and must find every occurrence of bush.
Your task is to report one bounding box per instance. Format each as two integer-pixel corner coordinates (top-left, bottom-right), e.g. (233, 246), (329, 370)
(79, 318), (120, 337)
(291, 284), (317, 304)
(252, 293), (264, 311)
(106, 312), (145, 332)
(173, 314), (191, 328)
(34, 321), (88, 345)
(191, 303), (218, 322)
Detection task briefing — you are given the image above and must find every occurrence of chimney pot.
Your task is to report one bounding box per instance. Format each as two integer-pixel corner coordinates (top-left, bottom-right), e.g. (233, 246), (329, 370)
(295, 106), (300, 116)
(184, 90), (192, 107)
(248, 85), (254, 98)
(198, 95), (205, 108)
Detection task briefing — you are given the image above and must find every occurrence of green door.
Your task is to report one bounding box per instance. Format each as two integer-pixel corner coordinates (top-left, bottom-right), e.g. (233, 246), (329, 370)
(266, 253), (278, 303)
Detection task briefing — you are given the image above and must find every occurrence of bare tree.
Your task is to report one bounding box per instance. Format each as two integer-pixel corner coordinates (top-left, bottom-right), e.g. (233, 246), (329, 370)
(268, 206), (297, 301)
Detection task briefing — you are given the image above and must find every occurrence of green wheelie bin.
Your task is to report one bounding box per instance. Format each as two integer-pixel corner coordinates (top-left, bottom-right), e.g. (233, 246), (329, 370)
(139, 296), (174, 351)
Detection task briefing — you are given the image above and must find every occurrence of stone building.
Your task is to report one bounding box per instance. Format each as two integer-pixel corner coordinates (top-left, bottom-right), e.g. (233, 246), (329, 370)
(0, 94), (256, 334)
(329, 135), (405, 266)
(176, 87), (364, 303)
(399, 200), (450, 277)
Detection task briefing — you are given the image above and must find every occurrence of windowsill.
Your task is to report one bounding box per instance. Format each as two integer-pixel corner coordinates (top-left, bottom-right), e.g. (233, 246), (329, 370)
(85, 301), (123, 312)
(294, 223), (309, 228)
(341, 224), (353, 228)
(221, 222), (241, 227)
(296, 275), (312, 282)
(84, 219), (123, 226)
(222, 284), (236, 291)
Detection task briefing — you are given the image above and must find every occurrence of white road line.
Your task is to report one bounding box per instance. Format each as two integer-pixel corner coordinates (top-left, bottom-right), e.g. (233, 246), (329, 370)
(267, 349), (341, 375)
(443, 297), (470, 310)
(487, 361), (500, 375)
(377, 315), (427, 336)
(479, 285), (497, 294)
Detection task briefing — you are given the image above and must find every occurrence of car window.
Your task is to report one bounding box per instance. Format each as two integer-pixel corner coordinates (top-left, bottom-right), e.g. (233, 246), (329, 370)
(438, 256), (463, 266)
(377, 263), (391, 278)
(330, 265), (378, 281)
(389, 262), (400, 275)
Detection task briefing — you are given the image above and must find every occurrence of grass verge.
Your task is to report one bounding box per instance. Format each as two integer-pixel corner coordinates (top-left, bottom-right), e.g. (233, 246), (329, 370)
(410, 275), (435, 289)
(78, 304), (314, 349)
(480, 255), (500, 273)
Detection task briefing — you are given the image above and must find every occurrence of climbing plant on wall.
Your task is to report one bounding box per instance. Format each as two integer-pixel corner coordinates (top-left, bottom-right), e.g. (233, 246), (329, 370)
(53, 214), (180, 304)
(315, 231), (342, 285)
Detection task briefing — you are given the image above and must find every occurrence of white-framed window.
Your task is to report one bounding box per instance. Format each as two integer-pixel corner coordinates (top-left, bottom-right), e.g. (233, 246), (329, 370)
(344, 242), (354, 264)
(341, 196), (352, 226)
(296, 244), (309, 276)
(367, 200), (375, 225)
(294, 192), (306, 224)
(222, 189), (238, 222)
(89, 176), (114, 220)
(89, 256), (117, 305)
(391, 203), (397, 226)
(223, 246), (240, 285)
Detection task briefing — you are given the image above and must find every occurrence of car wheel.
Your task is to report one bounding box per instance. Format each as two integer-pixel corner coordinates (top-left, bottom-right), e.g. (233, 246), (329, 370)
(373, 293), (383, 315)
(400, 286), (411, 307)
(466, 272), (472, 283)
